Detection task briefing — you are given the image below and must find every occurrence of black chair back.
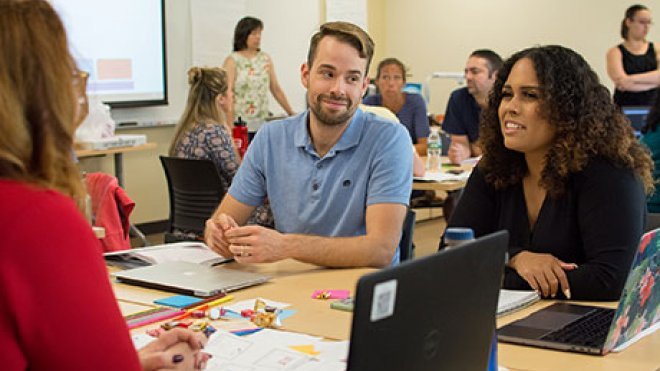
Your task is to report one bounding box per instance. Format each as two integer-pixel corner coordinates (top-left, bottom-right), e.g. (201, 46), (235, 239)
(159, 156), (227, 241)
(399, 208), (416, 261)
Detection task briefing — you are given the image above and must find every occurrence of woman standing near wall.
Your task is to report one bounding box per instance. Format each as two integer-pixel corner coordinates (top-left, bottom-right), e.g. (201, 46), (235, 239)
(607, 4), (659, 107)
(223, 16), (294, 129)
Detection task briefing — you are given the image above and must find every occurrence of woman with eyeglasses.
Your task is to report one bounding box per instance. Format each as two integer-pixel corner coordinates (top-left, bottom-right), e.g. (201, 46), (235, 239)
(606, 4), (659, 107)
(0, 1), (209, 369)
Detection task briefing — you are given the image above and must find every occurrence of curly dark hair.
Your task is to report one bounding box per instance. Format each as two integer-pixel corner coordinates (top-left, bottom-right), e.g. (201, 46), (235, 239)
(479, 45), (654, 197)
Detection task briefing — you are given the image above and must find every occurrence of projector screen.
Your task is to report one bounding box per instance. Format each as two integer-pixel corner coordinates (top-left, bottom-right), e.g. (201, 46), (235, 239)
(52, 0), (167, 108)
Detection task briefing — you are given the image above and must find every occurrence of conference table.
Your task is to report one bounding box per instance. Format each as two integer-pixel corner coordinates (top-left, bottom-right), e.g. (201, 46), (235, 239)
(111, 260), (660, 371)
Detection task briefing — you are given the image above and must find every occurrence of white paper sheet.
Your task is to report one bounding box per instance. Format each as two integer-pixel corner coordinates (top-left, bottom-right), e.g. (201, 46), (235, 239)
(204, 330), (348, 370)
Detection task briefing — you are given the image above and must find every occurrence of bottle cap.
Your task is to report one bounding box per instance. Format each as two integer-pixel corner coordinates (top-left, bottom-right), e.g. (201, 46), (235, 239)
(445, 227), (474, 242)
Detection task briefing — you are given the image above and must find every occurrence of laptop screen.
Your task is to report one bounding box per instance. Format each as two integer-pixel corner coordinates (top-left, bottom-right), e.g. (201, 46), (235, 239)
(347, 231), (508, 370)
(603, 228), (660, 352)
(621, 106), (650, 136)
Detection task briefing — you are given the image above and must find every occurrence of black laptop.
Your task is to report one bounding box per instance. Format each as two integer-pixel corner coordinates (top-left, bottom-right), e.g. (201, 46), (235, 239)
(497, 228), (660, 355)
(622, 106), (650, 136)
(346, 230), (508, 370)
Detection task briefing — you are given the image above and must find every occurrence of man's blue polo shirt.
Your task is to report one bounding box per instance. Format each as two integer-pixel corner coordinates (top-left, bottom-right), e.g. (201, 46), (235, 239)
(442, 86), (481, 143)
(228, 108), (413, 263)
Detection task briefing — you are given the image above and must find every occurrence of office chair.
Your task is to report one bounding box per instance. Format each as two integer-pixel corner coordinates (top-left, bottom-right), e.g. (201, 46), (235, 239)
(399, 208), (416, 262)
(159, 156), (228, 243)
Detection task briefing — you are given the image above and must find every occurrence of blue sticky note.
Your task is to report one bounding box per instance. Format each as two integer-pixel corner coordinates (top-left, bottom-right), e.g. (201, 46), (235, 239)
(278, 309), (296, 321)
(154, 295), (202, 308)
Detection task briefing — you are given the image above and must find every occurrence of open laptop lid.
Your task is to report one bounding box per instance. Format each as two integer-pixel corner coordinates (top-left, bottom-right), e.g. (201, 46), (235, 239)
(621, 106), (650, 134)
(347, 230), (508, 370)
(112, 261), (270, 297)
(603, 228), (660, 352)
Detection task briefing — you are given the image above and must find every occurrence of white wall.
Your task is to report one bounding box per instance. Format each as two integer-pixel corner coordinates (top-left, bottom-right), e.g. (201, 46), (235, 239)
(379, 0), (659, 115)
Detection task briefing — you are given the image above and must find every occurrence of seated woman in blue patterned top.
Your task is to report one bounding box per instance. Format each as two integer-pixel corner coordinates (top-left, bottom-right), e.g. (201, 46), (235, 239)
(169, 67), (273, 239)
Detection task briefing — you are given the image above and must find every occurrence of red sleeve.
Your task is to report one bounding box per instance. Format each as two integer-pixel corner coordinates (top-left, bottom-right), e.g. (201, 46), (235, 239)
(0, 184), (141, 370)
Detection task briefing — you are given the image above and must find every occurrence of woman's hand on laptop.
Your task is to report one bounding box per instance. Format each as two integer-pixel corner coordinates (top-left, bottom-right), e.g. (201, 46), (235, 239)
(205, 214), (239, 258)
(509, 251), (577, 299)
(225, 226), (288, 263)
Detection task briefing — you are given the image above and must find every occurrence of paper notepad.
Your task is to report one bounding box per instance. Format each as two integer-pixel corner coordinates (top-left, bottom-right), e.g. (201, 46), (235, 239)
(497, 289), (540, 316)
(104, 242), (230, 269)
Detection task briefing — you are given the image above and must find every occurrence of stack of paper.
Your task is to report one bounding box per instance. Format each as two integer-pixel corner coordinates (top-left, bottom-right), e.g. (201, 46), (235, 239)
(497, 289), (540, 316)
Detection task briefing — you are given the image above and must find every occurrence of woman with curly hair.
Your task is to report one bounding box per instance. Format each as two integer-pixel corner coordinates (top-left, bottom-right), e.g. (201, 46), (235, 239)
(444, 45), (654, 301)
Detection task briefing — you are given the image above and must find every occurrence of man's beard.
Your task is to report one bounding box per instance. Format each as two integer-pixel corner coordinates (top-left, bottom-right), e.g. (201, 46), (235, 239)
(308, 93), (355, 126)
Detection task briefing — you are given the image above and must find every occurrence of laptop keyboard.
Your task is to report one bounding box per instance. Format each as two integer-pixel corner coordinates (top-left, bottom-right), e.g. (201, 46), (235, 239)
(540, 307), (615, 347)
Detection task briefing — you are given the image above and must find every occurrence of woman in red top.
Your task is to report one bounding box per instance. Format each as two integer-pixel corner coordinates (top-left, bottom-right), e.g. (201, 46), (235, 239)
(0, 1), (208, 370)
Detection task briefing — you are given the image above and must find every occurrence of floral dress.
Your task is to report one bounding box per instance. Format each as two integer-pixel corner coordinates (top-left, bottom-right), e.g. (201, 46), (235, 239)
(172, 122), (274, 238)
(230, 51), (271, 124)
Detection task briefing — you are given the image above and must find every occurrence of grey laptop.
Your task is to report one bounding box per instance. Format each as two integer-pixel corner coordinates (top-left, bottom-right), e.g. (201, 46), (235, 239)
(497, 228), (660, 355)
(347, 230), (508, 370)
(112, 261), (270, 297)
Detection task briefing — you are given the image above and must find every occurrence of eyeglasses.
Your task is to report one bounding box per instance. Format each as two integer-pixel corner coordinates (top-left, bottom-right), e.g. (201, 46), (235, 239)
(72, 69), (89, 88)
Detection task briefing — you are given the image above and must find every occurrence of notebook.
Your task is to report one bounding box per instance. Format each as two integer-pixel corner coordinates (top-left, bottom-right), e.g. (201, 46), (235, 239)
(347, 230), (508, 370)
(104, 242), (231, 269)
(112, 261), (270, 297)
(497, 228), (660, 355)
(497, 289), (540, 317)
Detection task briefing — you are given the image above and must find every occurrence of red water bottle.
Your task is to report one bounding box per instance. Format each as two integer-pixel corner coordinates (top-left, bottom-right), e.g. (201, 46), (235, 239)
(232, 116), (248, 158)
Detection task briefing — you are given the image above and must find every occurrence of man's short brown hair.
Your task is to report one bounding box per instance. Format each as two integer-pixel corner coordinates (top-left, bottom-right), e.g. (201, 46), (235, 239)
(306, 21), (375, 73)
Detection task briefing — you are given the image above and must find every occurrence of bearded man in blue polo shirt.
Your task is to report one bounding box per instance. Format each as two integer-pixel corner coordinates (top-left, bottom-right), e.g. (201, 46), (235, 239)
(204, 21), (412, 268)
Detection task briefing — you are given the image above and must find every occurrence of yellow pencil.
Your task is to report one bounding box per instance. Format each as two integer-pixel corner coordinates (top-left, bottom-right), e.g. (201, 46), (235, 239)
(204, 294), (234, 308)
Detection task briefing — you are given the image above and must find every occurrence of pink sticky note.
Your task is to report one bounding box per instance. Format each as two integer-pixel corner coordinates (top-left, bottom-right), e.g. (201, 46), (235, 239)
(311, 289), (350, 299)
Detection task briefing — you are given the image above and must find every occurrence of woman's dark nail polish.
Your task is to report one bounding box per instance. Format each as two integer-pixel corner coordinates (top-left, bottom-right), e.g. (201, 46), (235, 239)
(173, 354), (184, 363)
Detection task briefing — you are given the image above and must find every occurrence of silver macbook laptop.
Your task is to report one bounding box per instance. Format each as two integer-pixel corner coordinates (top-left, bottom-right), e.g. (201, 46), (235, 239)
(112, 261), (270, 297)
(497, 228), (659, 355)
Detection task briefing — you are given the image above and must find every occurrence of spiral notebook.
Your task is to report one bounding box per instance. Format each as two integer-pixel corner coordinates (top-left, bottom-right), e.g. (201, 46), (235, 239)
(497, 289), (540, 317)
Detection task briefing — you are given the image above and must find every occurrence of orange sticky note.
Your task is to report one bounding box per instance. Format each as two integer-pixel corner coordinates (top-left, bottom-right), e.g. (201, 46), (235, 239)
(289, 344), (320, 356)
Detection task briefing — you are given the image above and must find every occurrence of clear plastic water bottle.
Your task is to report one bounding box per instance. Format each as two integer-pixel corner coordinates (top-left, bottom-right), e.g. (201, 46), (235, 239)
(426, 127), (442, 172)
